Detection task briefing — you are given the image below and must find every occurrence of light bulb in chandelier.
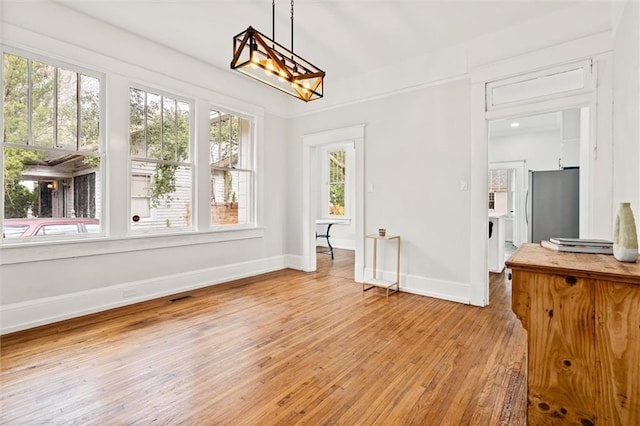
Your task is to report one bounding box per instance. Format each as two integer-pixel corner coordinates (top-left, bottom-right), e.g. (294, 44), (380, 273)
(265, 58), (276, 75)
(250, 50), (260, 67)
(294, 79), (310, 93)
(278, 68), (287, 82)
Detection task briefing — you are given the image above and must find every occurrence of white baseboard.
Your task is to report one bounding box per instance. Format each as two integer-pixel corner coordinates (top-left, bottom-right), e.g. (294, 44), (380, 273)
(363, 268), (471, 305)
(354, 262), (365, 283)
(284, 254), (306, 271)
(401, 275), (471, 305)
(0, 255), (287, 335)
(2, 259), (474, 334)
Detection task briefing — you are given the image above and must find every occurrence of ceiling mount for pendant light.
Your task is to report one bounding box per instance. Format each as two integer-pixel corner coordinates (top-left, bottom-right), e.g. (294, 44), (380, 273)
(231, 0), (325, 102)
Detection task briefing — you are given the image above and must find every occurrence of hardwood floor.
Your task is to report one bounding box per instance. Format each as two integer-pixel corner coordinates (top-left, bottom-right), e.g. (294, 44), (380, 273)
(0, 249), (527, 425)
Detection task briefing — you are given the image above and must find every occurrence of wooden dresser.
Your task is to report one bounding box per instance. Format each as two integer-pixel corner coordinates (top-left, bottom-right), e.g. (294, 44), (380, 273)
(506, 244), (640, 425)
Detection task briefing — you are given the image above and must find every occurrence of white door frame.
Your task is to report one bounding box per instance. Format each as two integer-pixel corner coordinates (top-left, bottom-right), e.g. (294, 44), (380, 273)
(302, 124), (365, 281)
(470, 48), (611, 307)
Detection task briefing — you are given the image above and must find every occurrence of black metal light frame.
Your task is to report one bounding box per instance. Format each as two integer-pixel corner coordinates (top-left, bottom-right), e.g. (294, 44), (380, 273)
(230, 2), (324, 102)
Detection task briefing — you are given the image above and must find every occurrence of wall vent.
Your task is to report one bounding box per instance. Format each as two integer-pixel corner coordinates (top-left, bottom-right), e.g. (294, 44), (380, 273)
(168, 295), (193, 303)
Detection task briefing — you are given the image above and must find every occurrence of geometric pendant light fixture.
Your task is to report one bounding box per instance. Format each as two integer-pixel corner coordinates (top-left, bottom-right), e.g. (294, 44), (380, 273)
(231, 1), (325, 102)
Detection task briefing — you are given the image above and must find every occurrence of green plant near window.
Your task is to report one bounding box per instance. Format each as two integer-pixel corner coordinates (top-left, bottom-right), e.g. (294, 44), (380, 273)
(328, 150), (346, 216)
(150, 163), (177, 208)
(209, 113), (240, 167)
(329, 184), (345, 215)
(82, 156), (100, 168)
(4, 181), (36, 218)
(3, 148), (43, 218)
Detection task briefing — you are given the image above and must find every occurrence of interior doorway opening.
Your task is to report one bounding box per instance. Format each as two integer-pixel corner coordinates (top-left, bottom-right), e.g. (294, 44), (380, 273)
(488, 107), (589, 265)
(302, 125), (365, 282)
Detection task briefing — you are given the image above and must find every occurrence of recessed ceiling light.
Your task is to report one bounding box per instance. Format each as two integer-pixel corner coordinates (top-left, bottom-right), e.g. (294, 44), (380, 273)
(510, 122), (520, 128)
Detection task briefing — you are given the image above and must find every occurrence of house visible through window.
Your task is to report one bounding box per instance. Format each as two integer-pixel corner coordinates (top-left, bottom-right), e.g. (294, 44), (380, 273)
(2, 52), (102, 240)
(129, 87), (192, 231)
(130, 174), (151, 218)
(209, 109), (253, 226)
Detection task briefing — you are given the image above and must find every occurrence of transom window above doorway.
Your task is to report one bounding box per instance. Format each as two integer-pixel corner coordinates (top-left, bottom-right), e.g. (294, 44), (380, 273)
(486, 60), (592, 110)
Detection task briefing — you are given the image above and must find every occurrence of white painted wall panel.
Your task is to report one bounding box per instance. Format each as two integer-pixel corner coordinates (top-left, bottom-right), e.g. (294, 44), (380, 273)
(612, 1), (640, 220)
(289, 79), (472, 289)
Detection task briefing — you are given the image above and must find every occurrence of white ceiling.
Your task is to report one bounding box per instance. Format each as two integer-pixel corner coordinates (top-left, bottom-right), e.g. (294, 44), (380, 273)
(48, 0), (616, 112)
(56, 1), (587, 82)
(489, 110), (563, 138)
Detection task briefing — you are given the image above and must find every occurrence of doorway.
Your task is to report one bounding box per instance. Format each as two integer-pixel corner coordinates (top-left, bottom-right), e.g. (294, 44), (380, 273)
(472, 56), (609, 307)
(302, 125), (365, 282)
(488, 108), (589, 251)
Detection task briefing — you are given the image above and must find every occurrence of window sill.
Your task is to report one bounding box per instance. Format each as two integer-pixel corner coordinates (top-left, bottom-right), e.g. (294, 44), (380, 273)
(0, 227), (265, 265)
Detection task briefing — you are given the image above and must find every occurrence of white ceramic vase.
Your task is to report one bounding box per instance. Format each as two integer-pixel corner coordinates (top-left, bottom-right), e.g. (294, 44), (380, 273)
(613, 202), (638, 262)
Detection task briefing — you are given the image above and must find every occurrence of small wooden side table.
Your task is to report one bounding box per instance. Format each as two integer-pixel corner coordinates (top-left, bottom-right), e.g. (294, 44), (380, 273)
(363, 234), (401, 297)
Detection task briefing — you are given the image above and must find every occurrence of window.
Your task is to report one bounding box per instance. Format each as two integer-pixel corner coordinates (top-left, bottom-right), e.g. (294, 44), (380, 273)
(129, 88), (193, 232)
(2, 52), (102, 240)
(488, 169), (508, 213)
(327, 149), (346, 216)
(209, 109), (253, 226)
(486, 61), (591, 109)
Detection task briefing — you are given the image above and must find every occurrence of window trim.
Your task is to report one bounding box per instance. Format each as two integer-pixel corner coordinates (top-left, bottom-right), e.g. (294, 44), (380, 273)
(0, 227), (266, 265)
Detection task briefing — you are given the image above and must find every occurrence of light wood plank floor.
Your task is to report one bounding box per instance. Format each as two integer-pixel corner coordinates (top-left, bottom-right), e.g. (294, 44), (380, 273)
(1, 250), (527, 425)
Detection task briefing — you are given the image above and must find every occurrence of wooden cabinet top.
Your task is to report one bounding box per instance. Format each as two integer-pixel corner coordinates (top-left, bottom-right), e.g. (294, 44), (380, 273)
(505, 243), (640, 285)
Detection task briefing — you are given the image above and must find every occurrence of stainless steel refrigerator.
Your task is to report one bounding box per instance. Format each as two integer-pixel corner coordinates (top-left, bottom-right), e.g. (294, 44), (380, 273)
(526, 168), (579, 243)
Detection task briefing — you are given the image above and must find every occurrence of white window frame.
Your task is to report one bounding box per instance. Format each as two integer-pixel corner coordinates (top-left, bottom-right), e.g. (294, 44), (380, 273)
(486, 60), (593, 111)
(320, 142), (352, 220)
(209, 105), (256, 229)
(128, 84), (195, 234)
(0, 41), (265, 264)
(1, 47), (106, 244)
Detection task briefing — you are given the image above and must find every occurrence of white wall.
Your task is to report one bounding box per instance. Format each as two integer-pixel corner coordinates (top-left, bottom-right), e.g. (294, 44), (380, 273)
(289, 79), (473, 303)
(489, 130), (563, 172)
(0, 3), (290, 333)
(290, 7), (626, 306)
(2, 1), (637, 331)
(612, 1), (640, 222)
